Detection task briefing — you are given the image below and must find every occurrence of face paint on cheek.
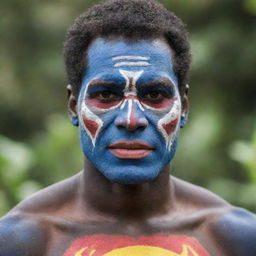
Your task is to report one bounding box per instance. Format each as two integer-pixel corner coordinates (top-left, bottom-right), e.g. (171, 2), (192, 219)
(79, 88), (104, 147)
(157, 98), (181, 151)
(78, 68), (146, 148)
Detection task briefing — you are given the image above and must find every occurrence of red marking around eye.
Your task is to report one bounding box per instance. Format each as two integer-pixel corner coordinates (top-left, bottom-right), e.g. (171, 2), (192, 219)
(82, 114), (99, 138)
(162, 118), (179, 136)
(141, 98), (175, 109)
(87, 98), (121, 110)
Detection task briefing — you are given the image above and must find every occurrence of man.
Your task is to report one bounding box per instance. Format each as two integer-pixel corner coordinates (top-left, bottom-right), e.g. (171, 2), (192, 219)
(0, 0), (255, 255)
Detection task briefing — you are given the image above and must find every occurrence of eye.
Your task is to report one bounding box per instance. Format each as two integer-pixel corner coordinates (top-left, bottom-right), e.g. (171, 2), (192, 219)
(98, 91), (116, 100)
(88, 91), (120, 102)
(141, 91), (169, 101)
(147, 91), (162, 99)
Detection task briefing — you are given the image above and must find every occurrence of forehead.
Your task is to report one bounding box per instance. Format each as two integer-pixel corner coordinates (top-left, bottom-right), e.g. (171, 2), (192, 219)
(84, 38), (177, 85)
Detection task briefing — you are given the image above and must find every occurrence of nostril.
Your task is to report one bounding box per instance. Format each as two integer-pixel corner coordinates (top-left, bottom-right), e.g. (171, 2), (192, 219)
(137, 117), (148, 129)
(115, 117), (124, 128)
(114, 103), (148, 131)
(115, 115), (148, 131)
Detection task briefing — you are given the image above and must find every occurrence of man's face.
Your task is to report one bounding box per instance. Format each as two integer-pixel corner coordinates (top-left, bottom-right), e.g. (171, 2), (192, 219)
(77, 38), (183, 184)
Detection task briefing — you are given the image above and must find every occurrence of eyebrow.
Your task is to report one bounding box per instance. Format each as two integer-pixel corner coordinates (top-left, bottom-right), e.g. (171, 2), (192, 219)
(138, 78), (176, 89)
(87, 78), (177, 92)
(87, 79), (124, 88)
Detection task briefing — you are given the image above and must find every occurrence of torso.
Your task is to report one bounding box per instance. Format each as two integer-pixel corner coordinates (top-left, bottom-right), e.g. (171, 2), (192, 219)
(1, 174), (255, 256)
(44, 214), (220, 256)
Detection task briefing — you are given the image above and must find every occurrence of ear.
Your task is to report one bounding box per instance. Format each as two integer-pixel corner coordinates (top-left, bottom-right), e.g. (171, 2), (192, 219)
(67, 84), (79, 127)
(180, 84), (189, 128)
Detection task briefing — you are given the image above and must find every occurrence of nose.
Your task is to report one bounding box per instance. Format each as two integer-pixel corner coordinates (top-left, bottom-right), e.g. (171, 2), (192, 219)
(114, 100), (148, 131)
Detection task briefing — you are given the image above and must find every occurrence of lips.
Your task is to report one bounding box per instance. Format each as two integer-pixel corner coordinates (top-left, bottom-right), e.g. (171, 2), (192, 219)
(108, 140), (155, 159)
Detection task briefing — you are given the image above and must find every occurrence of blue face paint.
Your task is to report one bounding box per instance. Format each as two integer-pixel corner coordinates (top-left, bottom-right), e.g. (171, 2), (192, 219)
(77, 38), (182, 184)
(71, 116), (79, 127)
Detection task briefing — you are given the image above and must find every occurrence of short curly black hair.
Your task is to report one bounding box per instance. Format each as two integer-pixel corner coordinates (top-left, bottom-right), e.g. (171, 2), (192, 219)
(64, 0), (191, 97)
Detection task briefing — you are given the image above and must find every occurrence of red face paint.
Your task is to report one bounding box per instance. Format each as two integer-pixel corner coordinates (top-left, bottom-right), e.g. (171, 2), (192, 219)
(87, 98), (121, 110)
(141, 97), (176, 110)
(162, 118), (179, 136)
(82, 114), (100, 139)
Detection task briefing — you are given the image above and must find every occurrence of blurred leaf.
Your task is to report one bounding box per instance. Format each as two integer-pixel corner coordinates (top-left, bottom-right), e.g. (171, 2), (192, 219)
(229, 126), (256, 183)
(0, 136), (34, 186)
(30, 114), (82, 185)
(16, 180), (42, 201)
(244, 0), (256, 15)
(208, 178), (256, 212)
(0, 135), (35, 215)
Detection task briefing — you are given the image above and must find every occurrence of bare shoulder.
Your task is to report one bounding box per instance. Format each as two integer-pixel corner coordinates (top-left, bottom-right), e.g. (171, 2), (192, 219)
(173, 177), (256, 255)
(0, 173), (81, 255)
(209, 207), (256, 256)
(0, 211), (48, 256)
(172, 176), (230, 209)
(11, 172), (81, 215)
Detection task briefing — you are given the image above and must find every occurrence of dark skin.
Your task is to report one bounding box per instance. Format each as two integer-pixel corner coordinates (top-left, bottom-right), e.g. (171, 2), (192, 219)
(1, 42), (256, 256)
(1, 163), (256, 255)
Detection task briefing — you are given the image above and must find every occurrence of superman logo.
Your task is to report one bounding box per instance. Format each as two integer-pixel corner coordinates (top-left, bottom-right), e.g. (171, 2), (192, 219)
(63, 234), (210, 256)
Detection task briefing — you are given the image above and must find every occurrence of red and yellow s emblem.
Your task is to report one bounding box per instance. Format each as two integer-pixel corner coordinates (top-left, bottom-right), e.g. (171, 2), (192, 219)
(63, 234), (210, 256)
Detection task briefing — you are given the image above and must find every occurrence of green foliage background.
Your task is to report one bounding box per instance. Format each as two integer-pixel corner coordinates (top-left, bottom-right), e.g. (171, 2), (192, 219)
(0, 0), (256, 216)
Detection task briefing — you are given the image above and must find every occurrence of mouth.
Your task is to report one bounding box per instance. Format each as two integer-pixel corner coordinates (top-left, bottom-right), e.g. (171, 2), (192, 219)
(108, 140), (155, 159)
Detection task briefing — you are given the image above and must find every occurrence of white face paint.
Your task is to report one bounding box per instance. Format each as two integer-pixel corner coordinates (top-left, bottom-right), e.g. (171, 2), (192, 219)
(112, 56), (151, 68)
(78, 38), (184, 184)
(79, 54), (181, 150)
(79, 59), (147, 148)
(118, 69), (145, 126)
(80, 95), (104, 147)
(112, 56), (150, 61)
(157, 98), (181, 150)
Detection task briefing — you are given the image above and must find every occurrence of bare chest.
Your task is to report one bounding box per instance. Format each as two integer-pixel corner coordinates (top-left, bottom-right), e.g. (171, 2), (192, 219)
(45, 221), (225, 256)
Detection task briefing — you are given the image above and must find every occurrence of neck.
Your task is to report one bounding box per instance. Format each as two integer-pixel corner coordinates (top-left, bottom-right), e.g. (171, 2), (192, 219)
(80, 158), (174, 220)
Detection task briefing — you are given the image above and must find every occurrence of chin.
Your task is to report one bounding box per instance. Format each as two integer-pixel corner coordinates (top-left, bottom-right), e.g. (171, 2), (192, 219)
(101, 167), (161, 185)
